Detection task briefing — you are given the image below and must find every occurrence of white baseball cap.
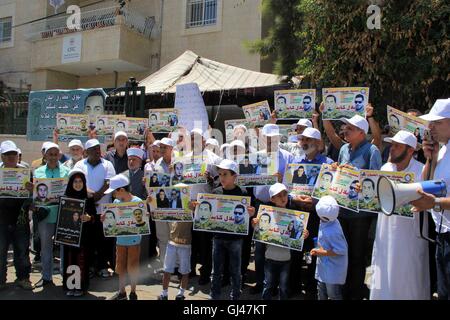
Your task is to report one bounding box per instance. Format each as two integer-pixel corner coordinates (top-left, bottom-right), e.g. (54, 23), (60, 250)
(190, 128), (204, 136)
(68, 139), (84, 149)
(269, 183), (288, 198)
(220, 143), (230, 151)
(339, 115), (369, 134)
(216, 159), (238, 174)
(299, 127), (321, 140)
(127, 147), (144, 160)
(206, 138), (219, 147)
(151, 140), (161, 147)
(230, 140), (245, 149)
(233, 124), (248, 132)
(292, 119), (313, 129)
(41, 142), (52, 151)
(17, 148), (22, 155)
(44, 142), (60, 154)
(1, 140), (19, 154)
(85, 139), (100, 150)
(160, 137), (176, 148)
(384, 130), (417, 149)
(262, 124), (282, 137)
(316, 195), (340, 222)
(420, 98), (450, 121)
(68, 168), (86, 179)
(104, 174), (130, 194)
(114, 131), (128, 140)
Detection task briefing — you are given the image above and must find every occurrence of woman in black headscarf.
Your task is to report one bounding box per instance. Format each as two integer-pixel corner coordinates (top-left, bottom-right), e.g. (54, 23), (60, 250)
(62, 169), (97, 297)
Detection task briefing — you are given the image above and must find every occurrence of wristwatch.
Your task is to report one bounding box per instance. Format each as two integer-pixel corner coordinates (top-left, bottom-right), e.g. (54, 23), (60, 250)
(434, 198), (442, 212)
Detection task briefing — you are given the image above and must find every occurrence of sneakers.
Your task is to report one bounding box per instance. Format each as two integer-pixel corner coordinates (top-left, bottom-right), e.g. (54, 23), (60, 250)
(157, 294), (168, 300)
(98, 268), (113, 279)
(15, 279), (35, 291)
(175, 294), (186, 300)
(109, 291), (127, 300)
(129, 292), (138, 300)
(34, 278), (53, 288)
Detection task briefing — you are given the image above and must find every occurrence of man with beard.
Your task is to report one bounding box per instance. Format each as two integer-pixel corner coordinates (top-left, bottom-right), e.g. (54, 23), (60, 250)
(370, 130), (429, 300)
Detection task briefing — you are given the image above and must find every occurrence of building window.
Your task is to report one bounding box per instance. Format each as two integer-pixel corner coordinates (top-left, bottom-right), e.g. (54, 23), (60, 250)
(0, 17), (12, 43)
(186, 0), (217, 28)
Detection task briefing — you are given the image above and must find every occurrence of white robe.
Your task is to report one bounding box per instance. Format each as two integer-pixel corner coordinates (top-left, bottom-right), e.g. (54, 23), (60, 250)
(370, 158), (430, 300)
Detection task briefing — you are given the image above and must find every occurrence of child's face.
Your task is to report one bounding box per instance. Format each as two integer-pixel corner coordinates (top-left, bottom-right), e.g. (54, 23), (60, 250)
(271, 190), (288, 208)
(112, 188), (127, 201)
(218, 168), (236, 188)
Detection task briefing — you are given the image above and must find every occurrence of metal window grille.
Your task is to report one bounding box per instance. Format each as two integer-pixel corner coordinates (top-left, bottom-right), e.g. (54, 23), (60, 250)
(0, 17), (12, 43)
(186, 0), (217, 28)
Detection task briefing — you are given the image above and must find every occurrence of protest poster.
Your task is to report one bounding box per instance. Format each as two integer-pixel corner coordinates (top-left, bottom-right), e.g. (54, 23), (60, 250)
(278, 124), (298, 143)
(174, 83), (208, 133)
(234, 152), (278, 186)
(146, 171), (172, 188)
(225, 119), (253, 142)
(101, 201), (150, 237)
(0, 168), (31, 198)
(193, 193), (251, 235)
(147, 186), (192, 221)
(236, 175), (278, 187)
(284, 163), (322, 196)
(27, 88), (106, 142)
(321, 87), (369, 120)
(274, 89), (316, 119)
(172, 156), (207, 185)
(33, 177), (68, 206)
(387, 106), (428, 145)
(148, 108), (179, 133)
(55, 197), (85, 247)
(56, 113), (90, 138)
(253, 205), (309, 251)
(114, 117), (147, 141)
(359, 170), (415, 218)
(94, 114), (126, 137)
(312, 164), (360, 212)
(242, 101), (272, 127)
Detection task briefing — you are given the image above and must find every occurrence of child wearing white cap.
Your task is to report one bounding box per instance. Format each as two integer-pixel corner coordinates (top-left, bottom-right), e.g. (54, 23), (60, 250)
(311, 196), (348, 300)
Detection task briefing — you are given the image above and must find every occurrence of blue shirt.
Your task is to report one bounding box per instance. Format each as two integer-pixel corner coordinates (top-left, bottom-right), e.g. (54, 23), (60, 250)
(115, 196), (143, 246)
(338, 140), (382, 170)
(315, 220), (348, 285)
(293, 153), (334, 165)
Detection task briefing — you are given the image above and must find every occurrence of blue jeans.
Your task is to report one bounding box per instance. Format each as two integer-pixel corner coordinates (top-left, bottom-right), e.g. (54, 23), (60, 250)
(0, 224), (31, 284)
(436, 232), (450, 300)
(317, 281), (343, 300)
(262, 259), (290, 300)
(38, 222), (55, 281)
(210, 238), (242, 300)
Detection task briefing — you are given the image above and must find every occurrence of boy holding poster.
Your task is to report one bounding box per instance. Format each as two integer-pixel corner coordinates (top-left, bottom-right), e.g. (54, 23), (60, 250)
(311, 196), (348, 300)
(101, 174), (146, 300)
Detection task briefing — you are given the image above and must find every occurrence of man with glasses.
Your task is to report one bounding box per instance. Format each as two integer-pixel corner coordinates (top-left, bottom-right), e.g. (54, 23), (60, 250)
(354, 94), (365, 112)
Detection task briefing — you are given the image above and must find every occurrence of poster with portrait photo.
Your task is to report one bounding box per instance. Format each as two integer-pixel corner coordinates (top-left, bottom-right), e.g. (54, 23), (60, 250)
(100, 201), (150, 237)
(312, 164), (360, 212)
(33, 177), (68, 206)
(148, 108), (179, 133)
(321, 87), (369, 120)
(147, 186), (192, 221)
(274, 89), (316, 120)
(95, 114), (126, 136)
(56, 113), (90, 138)
(387, 106), (429, 146)
(114, 117), (147, 141)
(55, 197), (85, 247)
(224, 119), (253, 143)
(359, 170), (415, 218)
(242, 101), (272, 127)
(193, 193), (251, 235)
(252, 205), (309, 252)
(278, 125), (298, 144)
(234, 152), (278, 187)
(0, 168), (31, 198)
(146, 171), (172, 188)
(172, 156), (208, 185)
(285, 164), (322, 196)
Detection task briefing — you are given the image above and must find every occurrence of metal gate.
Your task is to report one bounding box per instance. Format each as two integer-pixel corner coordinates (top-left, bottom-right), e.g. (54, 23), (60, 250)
(0, 92), (29, 135)
(104, 77), (146, 117)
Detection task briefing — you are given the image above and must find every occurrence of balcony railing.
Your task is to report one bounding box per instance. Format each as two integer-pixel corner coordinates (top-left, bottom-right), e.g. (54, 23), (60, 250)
(25, 6), (155, 41)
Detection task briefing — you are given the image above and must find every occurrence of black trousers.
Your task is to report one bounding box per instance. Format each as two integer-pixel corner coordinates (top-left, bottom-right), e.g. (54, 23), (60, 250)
(191, 230), (213, 278)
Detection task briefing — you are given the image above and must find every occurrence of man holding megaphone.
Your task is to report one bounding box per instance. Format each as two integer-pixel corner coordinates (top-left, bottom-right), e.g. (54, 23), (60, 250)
(410, 98), (450, 300)
(371, 130), (430, 300)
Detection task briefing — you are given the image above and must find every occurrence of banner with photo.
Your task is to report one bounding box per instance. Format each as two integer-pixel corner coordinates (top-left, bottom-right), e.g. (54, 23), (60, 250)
(114, 117), (147, 141)
(274, 89), (316, 119)
(225, 119), (253, 142)
(56, 113), (90, 138)
(242, 101), (271, 127)
(33, 178), (68, 206)
(236, 175), (278, 188)
(147, 186), (192, 221)
(193, 193), (251, 235)
(172, 156), (208, 185)
(0, 168), (31, 198)
(359, 170), (415, 218)
(312, 164), (360, 212)
(278, 124), (298, 143)
(387, 106), (429, 146)
(148, 108), (179, 133)
(285, 163), (322, 196)
(146, 171), (172, 188)
(55, 197), (85, 247)
(321, 87), (369, 120)
(101, 201), (150, 237)
(253, 205), (309, 252)
(94, 114), (126, 136)
(234, 152), (278, 187)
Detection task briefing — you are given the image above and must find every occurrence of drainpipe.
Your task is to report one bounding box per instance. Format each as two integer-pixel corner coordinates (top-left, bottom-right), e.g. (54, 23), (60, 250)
(157, 0), (164, 70)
